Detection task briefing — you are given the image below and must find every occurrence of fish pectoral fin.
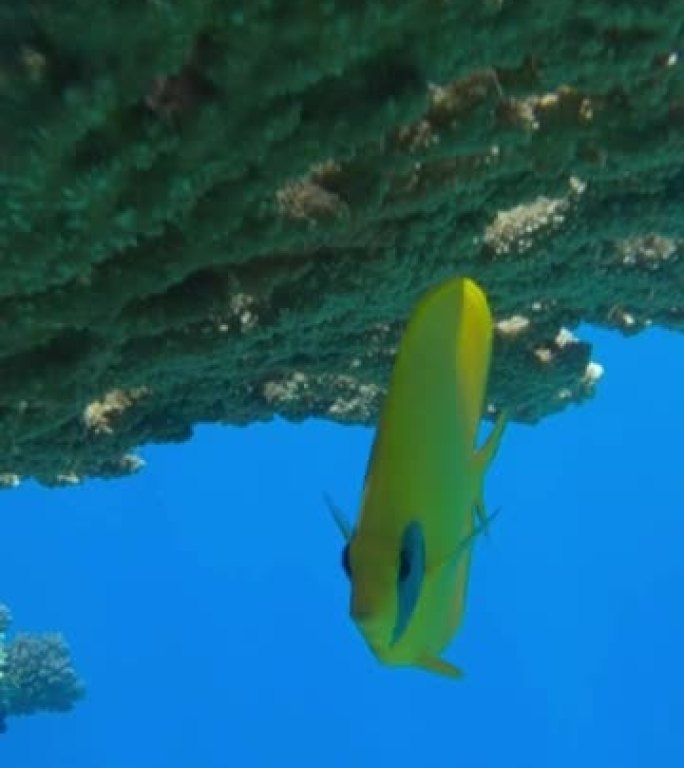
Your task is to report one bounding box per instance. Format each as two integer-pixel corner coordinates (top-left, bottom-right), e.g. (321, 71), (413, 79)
(473, 497), (490, 535)
(444, 505), (502, 570)
(418, 655), (465, 679)
(473, 497), (503, 537)
(476, 410), (508, 470)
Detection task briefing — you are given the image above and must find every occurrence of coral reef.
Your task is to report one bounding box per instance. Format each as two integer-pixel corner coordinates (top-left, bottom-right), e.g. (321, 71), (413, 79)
(0, 603), (85, 732)
(0, 604), (11, 733)
(0, 1), (681, 486)
(4, 634), (85, 715)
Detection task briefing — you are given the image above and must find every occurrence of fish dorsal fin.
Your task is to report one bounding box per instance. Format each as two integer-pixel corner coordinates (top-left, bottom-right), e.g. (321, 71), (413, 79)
(417, 655), (464, 679)
(323, 493), (352, 542)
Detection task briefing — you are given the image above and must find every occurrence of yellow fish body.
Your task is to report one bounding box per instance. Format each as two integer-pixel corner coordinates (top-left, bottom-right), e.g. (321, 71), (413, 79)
(334, 277), (507, 678)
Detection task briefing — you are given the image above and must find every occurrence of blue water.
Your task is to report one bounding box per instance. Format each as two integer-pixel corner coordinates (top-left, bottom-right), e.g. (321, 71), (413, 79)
(0, 326), (682, 768)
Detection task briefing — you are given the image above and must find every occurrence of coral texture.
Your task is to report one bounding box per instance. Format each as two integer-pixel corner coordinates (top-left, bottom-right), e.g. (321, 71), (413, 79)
(0, 1), (681, 486)
(0, 603), (85, 730)
(3, 634), (85, 715)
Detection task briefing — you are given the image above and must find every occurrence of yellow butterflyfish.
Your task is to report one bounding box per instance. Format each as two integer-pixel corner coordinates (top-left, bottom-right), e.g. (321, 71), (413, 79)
(330, 276), (507, 678)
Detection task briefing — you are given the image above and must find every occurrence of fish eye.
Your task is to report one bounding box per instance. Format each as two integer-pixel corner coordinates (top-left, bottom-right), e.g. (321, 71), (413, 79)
(398, 548), (411, 582)
(341, 543), (351, 579)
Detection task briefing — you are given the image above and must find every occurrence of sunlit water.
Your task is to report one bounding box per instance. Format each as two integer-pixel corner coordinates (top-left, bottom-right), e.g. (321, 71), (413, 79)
(0, 326), (682, 768)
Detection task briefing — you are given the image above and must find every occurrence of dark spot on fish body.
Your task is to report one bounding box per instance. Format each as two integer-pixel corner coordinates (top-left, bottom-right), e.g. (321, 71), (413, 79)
(398, 547), (411, 582)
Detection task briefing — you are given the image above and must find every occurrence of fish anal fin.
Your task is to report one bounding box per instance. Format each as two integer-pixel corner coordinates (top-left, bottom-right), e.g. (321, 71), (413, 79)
(417, 655), (465, 679)
(472, 409), (507, 535)
(476, 410), (507, 470)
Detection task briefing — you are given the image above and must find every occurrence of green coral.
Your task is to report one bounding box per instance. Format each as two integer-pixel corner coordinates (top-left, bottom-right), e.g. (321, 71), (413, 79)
(0, 604), (84, 732)
(0, 1), (682, 486)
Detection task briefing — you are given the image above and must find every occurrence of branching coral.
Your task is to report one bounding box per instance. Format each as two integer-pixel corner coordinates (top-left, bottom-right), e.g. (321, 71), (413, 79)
(0, 604), (12, 733)
(0, 603), (85, 732)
